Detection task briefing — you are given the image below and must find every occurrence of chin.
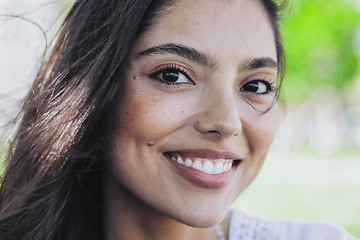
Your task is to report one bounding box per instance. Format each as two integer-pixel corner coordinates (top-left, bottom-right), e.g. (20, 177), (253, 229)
(171, 207), (229, 228)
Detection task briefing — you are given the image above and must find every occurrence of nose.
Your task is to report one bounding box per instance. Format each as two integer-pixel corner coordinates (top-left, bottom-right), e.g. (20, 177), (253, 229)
(194, 88), (242, 139)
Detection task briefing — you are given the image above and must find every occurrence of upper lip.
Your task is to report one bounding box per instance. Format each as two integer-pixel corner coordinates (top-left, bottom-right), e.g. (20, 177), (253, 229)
(164, 148), (242, 160)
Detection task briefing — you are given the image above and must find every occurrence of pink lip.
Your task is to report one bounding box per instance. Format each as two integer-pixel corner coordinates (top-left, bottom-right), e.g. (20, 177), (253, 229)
(167, 158), (235, 188)
(163, 149), (241, 188)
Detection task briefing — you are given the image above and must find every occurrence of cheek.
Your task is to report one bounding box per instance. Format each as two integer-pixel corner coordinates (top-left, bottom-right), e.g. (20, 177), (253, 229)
(115, 83), (196, 143)
(246, 107), (278, 156)
(239, 107), (278, 182)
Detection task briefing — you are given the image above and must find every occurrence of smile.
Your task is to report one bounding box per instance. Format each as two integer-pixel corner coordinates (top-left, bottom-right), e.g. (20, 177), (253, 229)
(163, 150), (241, 188)
(165, 153), (233, 175)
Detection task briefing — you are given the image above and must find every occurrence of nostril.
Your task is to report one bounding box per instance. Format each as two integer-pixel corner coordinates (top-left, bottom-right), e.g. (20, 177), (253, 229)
(194, 112), (242, 139)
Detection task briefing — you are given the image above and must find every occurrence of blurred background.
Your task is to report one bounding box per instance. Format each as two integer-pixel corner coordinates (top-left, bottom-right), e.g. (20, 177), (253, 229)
(0, 0), (359, 237)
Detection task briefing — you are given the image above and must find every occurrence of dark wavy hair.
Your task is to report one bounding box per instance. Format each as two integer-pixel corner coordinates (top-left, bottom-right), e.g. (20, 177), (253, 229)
(0, 0), (286, 239)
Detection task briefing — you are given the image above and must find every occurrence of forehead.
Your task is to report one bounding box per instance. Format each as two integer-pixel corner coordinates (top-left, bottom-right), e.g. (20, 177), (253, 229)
(132, 0), (276, 63)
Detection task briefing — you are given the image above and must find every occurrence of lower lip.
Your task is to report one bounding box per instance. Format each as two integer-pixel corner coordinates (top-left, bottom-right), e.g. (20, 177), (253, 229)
(165, 155), (236, 188)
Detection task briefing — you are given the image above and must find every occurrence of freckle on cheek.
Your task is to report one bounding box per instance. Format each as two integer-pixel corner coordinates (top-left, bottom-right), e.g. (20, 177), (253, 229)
(147, 142), (154, 147)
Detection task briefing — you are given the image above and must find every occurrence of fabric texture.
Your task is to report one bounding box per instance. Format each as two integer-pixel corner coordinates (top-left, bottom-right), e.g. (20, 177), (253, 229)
(228, 208), (359, 240)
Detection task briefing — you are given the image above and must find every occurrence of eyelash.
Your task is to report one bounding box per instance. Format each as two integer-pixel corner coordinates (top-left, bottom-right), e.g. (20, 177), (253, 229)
(148, 64), (193, 86)
(240, 78), (277, 95)
(148, 64), (276, 95)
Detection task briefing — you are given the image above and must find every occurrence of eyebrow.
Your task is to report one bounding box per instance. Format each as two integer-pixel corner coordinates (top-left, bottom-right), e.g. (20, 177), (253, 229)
(136, 43), (278, 72)
(136, 43), (215, 68)
(240, 57), (278, 71)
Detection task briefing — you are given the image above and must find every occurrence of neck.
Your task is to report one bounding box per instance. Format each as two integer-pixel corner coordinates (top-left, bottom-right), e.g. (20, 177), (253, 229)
(103, 174), (230, 240)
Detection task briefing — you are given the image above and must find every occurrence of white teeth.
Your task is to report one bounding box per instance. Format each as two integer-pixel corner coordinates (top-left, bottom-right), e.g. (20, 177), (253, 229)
(213, 161), (224, 174)
(192, 160), (202, 171)
(185, 158), (193, 167)
(224, 162), (229, 171)
(167, 153), (235, 174)
(227, 161), (232, 171)
(177, 156), (184, 165)
(202, 160), (214, 174)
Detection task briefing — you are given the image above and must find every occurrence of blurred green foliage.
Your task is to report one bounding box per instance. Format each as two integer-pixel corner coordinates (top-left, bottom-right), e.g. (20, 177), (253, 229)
(282, 0), (360, 103)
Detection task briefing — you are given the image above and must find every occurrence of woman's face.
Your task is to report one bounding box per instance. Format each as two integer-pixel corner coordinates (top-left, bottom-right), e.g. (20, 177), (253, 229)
(108, 0), (278, 227)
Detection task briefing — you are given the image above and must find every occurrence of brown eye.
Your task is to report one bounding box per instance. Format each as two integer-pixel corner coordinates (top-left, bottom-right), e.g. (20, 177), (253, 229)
(149, 66), (193, 85)
(240, 80), (271, 94)
(161, 69), (185, 83)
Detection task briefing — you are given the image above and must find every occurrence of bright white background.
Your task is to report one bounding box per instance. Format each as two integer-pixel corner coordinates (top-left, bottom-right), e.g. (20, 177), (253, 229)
(0, 0), (59, 128)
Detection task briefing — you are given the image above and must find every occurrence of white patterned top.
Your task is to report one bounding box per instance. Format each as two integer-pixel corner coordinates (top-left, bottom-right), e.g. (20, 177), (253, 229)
(228, 208), (358, 240)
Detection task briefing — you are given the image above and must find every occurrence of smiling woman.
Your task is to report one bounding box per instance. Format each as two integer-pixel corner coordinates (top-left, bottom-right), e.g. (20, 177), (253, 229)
(107, 1), (279, 234)
(0, 0), (357, 240)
